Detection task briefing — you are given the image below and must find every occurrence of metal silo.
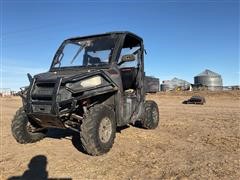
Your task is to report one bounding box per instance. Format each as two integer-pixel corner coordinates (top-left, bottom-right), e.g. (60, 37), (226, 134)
(161, 78), (191, 91)
(161, 80), (170, 91)
(194, 69), (223, 91)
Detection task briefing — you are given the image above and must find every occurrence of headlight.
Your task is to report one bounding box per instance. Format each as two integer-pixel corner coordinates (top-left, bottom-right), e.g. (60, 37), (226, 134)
(80, 76), (102, 88)
(66, 76), (103, 92)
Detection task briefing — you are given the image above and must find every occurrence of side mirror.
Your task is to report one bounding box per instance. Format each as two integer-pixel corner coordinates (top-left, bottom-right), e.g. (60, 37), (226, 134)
(121, 54), (135, 62)
(119, 54), (135, 65)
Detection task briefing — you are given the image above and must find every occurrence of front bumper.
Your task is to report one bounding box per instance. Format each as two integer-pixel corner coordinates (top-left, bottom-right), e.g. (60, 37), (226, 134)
(28, 113), (65, 128)
(24, 76), (116, 128)
(24, 77), (71, 128)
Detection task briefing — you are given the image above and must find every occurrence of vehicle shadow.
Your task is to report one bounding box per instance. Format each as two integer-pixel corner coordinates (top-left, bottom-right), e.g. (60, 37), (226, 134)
(131, 121), (144, 129)
(45, 125), (131, 155)
(7, 155), (72, 180)
(117, 125), (130, 132)
(46, 128), (74, 139)
(46, 128), (87, 155)
(71, 133), (88, 155)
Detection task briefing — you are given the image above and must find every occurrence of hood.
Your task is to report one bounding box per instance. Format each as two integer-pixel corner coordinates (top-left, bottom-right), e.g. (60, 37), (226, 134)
(34, 69), (99, 82)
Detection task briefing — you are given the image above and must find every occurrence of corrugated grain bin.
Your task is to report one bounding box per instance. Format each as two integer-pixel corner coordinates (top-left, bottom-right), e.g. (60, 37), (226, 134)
(194, 69), (223, 91)
(144, 76), (160, 93)
(161, 81), (170, 91)
(161, 78), (190, 91)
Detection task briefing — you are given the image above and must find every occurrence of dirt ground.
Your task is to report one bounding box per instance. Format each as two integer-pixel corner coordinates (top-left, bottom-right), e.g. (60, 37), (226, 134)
(0, 91), (239, 179)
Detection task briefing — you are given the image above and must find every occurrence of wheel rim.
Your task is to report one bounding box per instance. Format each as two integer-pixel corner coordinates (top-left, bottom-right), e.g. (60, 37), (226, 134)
(99, 117), (112, 143)
(26, 122), (35, 133)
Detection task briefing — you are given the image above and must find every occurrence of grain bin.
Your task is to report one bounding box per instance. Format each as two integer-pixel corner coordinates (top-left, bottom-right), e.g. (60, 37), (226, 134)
(194, 69), (223, 91)
(161, 78), (191, 91)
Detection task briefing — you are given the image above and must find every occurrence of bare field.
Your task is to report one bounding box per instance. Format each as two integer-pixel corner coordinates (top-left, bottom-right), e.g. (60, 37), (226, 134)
(0, 91), (239, 179)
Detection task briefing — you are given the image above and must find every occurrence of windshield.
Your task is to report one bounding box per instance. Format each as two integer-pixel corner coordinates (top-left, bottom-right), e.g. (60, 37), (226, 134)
(52, 35), (118, 68)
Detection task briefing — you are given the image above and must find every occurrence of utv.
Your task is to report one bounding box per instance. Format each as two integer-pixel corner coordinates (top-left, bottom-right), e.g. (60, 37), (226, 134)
(12, 31), (159, 156)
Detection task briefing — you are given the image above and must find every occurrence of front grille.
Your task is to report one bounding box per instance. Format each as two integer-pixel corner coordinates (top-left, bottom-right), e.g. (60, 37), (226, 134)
(32, 104), (52, 113)
(29, 78), (71, 115)
(32, 82), (55, 100)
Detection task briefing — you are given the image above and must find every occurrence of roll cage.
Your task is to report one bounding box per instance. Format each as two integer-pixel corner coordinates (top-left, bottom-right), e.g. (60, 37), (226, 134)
(50, 31), (144, 71)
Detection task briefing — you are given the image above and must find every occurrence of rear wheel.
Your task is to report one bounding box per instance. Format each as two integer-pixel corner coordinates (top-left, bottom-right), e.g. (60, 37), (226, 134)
(80, 104), (116, 156)
(11, 107), (47, 144)
(141, 100), (159, 129)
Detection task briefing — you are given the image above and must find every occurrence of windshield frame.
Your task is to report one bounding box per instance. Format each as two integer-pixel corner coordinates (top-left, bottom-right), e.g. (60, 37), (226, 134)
(50, 34), (121, 71)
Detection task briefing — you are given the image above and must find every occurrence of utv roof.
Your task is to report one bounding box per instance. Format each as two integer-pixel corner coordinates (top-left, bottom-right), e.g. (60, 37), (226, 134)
(66, 31), (143, 42)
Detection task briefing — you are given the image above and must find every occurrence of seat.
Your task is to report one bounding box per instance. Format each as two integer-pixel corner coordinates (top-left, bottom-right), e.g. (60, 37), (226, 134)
(83, 54), (101, 65)
(120, 67), (138, 90)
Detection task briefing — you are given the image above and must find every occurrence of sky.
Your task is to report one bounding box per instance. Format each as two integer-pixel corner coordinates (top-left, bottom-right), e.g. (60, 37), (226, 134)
(1, 0), (239, 91)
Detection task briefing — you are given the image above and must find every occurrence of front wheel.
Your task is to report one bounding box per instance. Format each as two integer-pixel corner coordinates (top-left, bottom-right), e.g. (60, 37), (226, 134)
(11, 107), (47, 144)
(80, 104), (116, 156)
(141, 100), (159, 129)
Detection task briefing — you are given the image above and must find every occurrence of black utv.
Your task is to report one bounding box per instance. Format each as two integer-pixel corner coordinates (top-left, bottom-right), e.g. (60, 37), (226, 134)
(12, 31), (159, 156)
